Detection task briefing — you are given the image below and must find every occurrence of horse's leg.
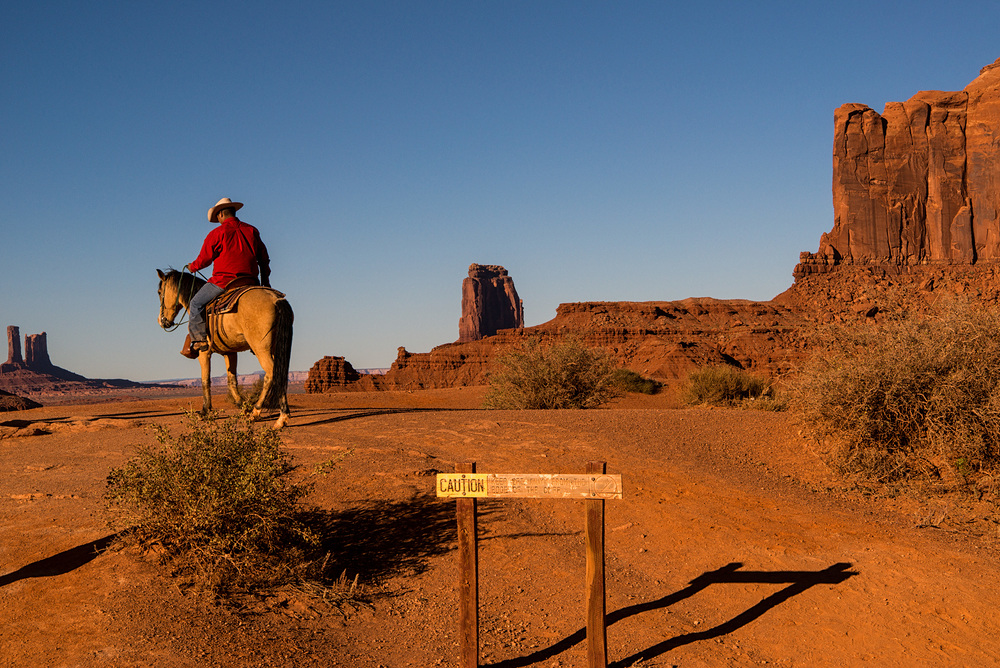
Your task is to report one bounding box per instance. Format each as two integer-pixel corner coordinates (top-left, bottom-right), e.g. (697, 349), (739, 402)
(274, 386), (290, 430)
(224, 352), (241, 406)
(252, 349), (274, 423)
(252, 349), (289, 429)
(199, 350), (212, 415)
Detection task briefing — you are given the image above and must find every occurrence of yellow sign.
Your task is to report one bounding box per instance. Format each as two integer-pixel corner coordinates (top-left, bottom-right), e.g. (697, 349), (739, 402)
(436, 473), (489, 497)
(436, 473), (623, 499)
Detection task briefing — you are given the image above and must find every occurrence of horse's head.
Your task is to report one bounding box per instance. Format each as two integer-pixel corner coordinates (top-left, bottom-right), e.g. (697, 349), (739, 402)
(157, 269), (183, 329)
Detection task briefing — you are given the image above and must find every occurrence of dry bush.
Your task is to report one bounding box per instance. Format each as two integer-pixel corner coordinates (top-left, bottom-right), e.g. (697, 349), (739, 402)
(792, 299), (1000, 482)
(482, 337), (619, 409)
(610, 368), (662, 395)
(681, 365), (775, 408)
(105, 411), (325, 598)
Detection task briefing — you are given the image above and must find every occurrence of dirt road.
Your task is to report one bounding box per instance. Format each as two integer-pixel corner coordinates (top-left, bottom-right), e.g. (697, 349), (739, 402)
(2, 388), (999, 666)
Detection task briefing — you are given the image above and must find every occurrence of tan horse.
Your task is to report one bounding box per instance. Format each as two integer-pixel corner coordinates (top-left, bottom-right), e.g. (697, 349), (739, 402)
(156, 269), (293, 429)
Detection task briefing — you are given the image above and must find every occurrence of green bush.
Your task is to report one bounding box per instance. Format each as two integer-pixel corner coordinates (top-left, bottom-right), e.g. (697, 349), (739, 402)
(105, 410), (320, 596)
(681, 365), (773, 407)
(792, 299), (1000, 482)
(610, 368), (662, 395)
(482, 337), (618, 409)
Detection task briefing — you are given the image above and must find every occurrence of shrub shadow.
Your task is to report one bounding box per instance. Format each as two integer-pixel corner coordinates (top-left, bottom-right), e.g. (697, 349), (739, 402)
(306, 494), (491, 583)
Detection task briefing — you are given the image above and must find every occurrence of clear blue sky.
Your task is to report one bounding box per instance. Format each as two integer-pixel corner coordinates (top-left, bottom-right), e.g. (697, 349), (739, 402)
(2, 1), (997, 381)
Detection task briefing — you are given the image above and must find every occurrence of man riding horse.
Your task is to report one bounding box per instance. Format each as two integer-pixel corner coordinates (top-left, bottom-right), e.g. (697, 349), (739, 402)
(183, 197), (271, 358)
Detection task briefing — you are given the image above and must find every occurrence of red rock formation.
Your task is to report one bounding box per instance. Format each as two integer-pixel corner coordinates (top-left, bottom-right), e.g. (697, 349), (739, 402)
(25, 332), (51, 368)
(458, 264), (523, 342)
(0, 325), (153, 398)
(305, 356), (360, 393)
(7, 326), (22, 366)
(305, 355), (388, 393)
(3, 327), (52, 371)
(796, 57), (1000, 277)
(304, 58), (1000, 391)
(380, 298), (814, 389)
(377, 260), (1000, 391)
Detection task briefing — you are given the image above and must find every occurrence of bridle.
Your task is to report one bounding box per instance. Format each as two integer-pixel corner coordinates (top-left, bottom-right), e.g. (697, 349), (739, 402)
(159, 270), (200, 332)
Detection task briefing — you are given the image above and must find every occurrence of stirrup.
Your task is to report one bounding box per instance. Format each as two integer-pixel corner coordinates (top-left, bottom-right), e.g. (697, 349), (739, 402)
(180, 334), (208, 359)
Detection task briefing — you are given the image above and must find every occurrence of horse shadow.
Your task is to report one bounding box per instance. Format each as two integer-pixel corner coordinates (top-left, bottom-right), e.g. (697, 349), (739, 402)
(0, 534), (118, 589)
(289, 406), (473, 428)
(488, 561), (858, 668)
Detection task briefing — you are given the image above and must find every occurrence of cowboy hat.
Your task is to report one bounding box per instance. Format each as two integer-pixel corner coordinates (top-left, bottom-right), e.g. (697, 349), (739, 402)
(207, 197), (244, 222)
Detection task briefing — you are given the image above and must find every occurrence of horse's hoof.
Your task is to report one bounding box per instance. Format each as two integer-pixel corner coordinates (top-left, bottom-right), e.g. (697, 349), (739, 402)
(274, 414), (289, 430)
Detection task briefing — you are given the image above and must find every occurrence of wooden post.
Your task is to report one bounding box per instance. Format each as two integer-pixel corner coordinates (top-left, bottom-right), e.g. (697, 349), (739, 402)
(585, 461), (608, 668)
(456, 462), (479, 668)
(439, 464), (621, 667)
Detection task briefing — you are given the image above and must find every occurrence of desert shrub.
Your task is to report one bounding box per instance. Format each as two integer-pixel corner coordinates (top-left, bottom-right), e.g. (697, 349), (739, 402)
(792, 299), (1000, 482)
(105, 410), (321, 596)
(482, 337), (618, 409)
(610, 368), (662, 395)
(681, 365), (773, 407)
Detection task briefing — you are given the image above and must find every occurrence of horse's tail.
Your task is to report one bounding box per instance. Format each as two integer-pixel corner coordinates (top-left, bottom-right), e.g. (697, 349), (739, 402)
(264, 297), (294, 409)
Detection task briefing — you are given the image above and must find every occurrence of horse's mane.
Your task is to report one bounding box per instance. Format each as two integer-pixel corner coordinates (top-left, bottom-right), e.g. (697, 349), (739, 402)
(160, 268), (205, 290)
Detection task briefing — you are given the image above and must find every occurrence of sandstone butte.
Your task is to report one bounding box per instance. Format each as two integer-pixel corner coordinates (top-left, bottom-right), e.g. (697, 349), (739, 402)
(0, 326), (154, 405)
(307, 57), (1000, 393)
(457, 263), (524, 343)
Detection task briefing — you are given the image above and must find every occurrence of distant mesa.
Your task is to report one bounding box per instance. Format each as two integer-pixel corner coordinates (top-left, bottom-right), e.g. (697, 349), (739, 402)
(0, 325), (158, 399)
(1, 325), (86, 383)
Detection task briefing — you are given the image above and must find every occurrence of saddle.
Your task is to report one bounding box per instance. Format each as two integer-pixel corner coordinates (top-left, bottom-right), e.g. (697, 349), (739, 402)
(206, 278), (285, 317)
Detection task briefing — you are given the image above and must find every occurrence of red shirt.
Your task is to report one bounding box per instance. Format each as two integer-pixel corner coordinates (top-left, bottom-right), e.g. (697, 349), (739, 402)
(190, 216), (271, 288)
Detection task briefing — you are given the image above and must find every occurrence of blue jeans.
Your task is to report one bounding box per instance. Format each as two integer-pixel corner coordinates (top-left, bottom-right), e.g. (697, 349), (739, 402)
(189, 283), (224, 342)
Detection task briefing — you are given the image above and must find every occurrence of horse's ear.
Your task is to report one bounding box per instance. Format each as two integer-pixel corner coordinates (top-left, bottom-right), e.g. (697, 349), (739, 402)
(157, 269), (165, 280)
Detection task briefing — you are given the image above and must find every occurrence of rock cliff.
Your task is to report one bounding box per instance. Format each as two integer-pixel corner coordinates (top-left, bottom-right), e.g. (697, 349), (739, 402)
(796, 57), (1000, 276)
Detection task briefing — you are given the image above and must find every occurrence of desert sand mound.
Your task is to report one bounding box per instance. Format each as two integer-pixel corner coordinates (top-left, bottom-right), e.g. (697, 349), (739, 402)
(0, 389), (40, 412)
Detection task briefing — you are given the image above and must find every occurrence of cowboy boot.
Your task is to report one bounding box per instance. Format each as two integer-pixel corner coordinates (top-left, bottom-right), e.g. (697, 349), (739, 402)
(180, 334), (205, 359)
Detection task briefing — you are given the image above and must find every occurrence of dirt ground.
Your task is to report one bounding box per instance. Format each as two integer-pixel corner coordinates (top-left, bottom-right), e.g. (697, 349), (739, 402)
(2, 386), (1000, 667)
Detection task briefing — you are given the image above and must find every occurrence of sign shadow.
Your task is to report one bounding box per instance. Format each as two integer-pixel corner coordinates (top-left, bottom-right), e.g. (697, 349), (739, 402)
(488, 561), (857, 668)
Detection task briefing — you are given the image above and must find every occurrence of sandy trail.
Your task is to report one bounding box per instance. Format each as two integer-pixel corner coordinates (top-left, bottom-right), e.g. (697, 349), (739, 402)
(2, 389), (998, 666)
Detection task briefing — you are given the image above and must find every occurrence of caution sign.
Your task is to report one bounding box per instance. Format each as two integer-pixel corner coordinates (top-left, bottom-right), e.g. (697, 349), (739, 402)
(436, 473), (489, 497)
(437, 472), (623, 499)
